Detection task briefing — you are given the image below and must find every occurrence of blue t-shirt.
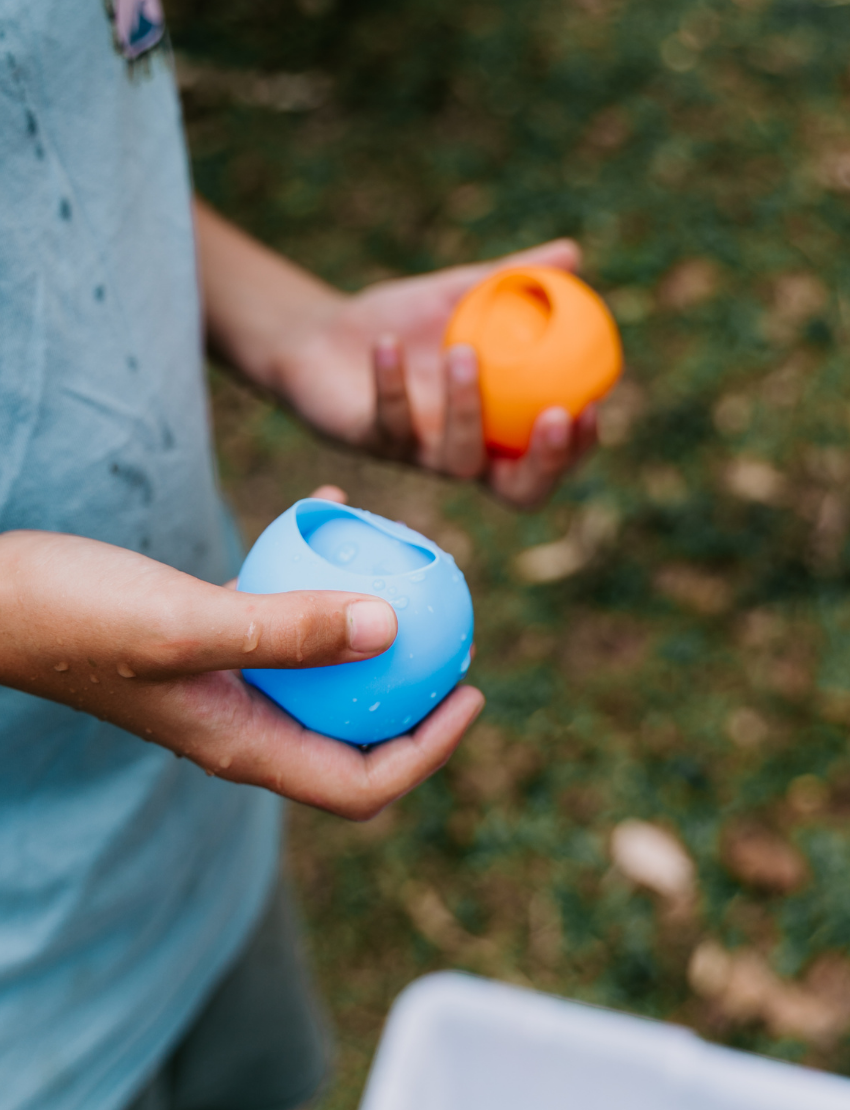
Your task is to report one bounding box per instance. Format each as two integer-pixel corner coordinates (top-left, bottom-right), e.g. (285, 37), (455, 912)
(0, 3), (282, 1107)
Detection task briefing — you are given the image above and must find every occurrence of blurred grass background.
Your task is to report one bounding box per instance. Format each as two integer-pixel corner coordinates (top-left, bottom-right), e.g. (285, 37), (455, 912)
(166, 0), (850, 1103)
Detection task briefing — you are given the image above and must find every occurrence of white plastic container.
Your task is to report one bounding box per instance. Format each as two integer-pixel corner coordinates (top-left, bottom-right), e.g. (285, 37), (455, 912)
(359, 972), (850, 1110)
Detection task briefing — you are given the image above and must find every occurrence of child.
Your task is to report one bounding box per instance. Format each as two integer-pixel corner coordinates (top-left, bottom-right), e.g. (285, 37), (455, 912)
(0, 2), (595, 1108)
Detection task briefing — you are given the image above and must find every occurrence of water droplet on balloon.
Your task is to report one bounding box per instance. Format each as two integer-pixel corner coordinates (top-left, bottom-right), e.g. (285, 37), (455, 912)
(372, 578), (385, 590)
(386, 584), (398, 597)
(410, 572), (425, 583)
(403, 715), (412, 726)
(335, 542), (358, 565)
(369, 702), (380, 712)
(459, 649), (472, 674)
(430, 691), (437, 698)
(392, 596), (409, 610)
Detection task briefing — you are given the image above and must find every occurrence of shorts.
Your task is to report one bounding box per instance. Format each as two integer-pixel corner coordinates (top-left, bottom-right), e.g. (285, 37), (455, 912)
(127, 876), (330, 1110)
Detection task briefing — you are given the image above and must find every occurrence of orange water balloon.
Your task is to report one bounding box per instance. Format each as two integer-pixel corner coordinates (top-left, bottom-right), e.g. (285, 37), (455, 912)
(444, 266), (623, 457)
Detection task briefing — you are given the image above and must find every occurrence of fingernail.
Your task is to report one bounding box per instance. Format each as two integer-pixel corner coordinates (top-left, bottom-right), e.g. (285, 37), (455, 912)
(375, 335), (399, 372)
(449, 345), (478, 386)
(542, 408), (570, 449)
(348, 600), (396, 653)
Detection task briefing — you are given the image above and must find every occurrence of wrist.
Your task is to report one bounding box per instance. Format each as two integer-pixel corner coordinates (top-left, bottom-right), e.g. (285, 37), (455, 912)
(259, 282), (348, 401)
(194, 197), (349, 398)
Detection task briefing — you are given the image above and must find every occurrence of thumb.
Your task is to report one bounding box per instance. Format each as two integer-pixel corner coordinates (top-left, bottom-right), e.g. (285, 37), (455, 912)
(134, 587), (398, 678)
(430, 237), (583, 308)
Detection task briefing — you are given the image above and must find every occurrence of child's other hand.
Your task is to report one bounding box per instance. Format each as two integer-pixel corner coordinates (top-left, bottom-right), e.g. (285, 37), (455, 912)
(195, 201), (594, 511)
(0, 529), (484, 819)
(285, 239), (596, 510)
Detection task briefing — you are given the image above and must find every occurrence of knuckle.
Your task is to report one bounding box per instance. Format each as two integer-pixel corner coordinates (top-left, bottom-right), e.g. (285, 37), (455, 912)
(274, 598), (344, 666)
(141, 598), (203, 675)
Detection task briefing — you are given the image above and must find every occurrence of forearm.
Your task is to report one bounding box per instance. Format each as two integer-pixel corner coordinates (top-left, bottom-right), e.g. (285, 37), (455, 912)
(0, 530), (236, 716)
(193, 197), (345, 394)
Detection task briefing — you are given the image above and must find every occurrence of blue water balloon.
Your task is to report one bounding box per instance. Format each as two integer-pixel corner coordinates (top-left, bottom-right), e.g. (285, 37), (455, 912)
(237, 499), (475, 744)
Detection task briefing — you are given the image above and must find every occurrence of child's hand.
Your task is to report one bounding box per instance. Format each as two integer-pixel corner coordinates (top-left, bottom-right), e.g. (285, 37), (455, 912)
(285, 240), (597, 510)
(195, 201), (596, 511)
(0, 529), (484, 819)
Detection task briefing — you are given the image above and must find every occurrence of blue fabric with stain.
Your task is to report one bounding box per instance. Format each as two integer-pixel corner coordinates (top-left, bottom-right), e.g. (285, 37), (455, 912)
(0, 3), (281, 1108)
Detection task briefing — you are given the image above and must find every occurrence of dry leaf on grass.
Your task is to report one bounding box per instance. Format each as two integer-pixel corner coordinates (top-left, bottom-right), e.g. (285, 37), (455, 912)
(713, 393), (752, 436)
(725, 707), (770, 749)
(514, 503), (620, 584)
(803, 446), (850, 486)
(818, 146), (850, 193)
(654, 563), (733, 615)
(722, 822), (808, 894)
(689, 941), (850, 1046)
(738, 608), (785, 649)
(724, 458), (788, 506)
(402, 882), (501, 970)
(763, 272), (829, 345)
(658, 258), (721, 310)
(610, 820), (696, 904)
(763, 652), (813, 700)
(403, 881), (472, 952)
(806, 490), (849, 568)
(772, 272), (829, 323)
(513, 535), (588, 584)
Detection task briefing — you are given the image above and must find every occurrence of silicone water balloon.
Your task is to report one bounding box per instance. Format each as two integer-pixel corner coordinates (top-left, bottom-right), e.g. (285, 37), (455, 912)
(237, 499), (474, 745)
(444, 265), (623, 457)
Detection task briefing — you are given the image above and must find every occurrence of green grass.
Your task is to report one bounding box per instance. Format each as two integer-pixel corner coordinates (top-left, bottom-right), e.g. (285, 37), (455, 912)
(168, 0), (850, 1103)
